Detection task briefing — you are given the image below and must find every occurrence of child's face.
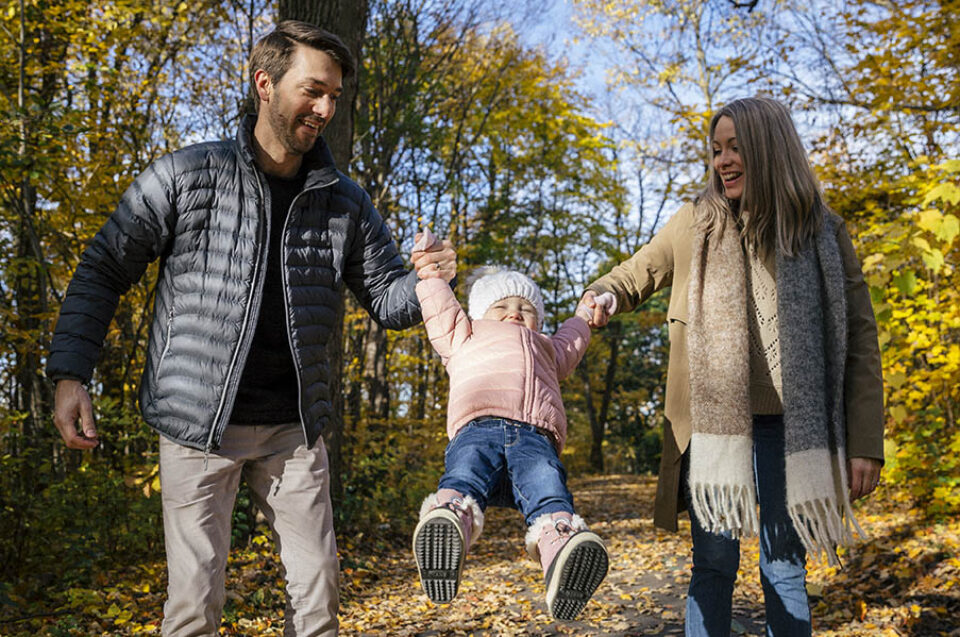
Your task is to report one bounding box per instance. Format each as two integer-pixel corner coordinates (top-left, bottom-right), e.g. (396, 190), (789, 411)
(483, 296), (538, 330)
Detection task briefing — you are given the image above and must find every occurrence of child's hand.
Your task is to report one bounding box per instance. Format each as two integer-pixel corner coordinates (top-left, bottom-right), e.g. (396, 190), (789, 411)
(412, 228), (438, 253)
(575, 302), (594, 324)
(412, 228), (456, 281)
(577, 291), (617, 328)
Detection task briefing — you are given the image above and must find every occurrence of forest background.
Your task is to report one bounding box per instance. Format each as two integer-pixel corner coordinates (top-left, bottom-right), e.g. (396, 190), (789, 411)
(0, 0), (957, 633)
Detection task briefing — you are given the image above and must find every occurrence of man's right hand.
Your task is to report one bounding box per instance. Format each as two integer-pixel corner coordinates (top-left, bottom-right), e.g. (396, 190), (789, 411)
(54, 379), (99, 449)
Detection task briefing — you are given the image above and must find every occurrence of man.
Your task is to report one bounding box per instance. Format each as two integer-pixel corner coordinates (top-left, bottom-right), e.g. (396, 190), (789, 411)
(48, 20), (455, 636)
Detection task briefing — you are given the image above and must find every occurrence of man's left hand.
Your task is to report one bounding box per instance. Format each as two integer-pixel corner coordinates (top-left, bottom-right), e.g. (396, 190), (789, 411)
(411, 230), (456, 283)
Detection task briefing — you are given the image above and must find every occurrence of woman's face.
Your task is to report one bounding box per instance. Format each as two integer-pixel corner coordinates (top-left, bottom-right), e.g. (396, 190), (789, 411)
(712, 116), (743, 201)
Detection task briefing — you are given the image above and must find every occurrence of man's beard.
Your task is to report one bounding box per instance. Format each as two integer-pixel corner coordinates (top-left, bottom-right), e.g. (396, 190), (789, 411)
(267, 98), (319, 156)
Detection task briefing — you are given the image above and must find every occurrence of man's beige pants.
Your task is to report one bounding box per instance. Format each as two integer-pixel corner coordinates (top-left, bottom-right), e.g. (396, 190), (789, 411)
(159, 424), (338, 636)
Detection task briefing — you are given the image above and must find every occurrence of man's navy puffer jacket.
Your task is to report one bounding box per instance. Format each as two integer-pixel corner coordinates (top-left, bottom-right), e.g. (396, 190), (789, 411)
(47, 115), (421, 451)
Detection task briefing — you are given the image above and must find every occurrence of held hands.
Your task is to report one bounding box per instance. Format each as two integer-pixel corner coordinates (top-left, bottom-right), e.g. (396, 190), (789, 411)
(577, 290), (618, 328)
(848, 457), (882, 501)
(411, 228), (457, 283)
(53, 379), (99, 449)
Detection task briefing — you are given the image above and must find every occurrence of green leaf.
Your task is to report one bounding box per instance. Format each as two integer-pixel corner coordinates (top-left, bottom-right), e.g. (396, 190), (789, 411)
(893, 270), (917, 295)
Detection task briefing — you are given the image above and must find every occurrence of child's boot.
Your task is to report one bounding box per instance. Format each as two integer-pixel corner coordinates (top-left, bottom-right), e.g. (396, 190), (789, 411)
(413, 488), (484, 603)
(526, 511), (608, 620)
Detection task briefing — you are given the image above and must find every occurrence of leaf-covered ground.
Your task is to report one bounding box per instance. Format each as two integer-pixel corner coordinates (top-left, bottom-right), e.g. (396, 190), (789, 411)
(3, 475), (958, 635)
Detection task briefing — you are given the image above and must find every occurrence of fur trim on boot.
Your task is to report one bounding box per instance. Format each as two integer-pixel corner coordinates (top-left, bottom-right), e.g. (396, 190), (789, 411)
(419, 492), (484, 548)
(526, 512), (608, 621)
(525, 512), (587, 561)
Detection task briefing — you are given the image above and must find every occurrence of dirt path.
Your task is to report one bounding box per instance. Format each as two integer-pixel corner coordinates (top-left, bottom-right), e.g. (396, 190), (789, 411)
(11, 474), (956, 635)
(338, 475), (765, 636)
(336, 474), (959, 636)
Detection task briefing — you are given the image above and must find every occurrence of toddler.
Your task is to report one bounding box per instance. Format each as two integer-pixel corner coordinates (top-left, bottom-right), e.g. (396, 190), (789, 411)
(411, 232), (616, 620)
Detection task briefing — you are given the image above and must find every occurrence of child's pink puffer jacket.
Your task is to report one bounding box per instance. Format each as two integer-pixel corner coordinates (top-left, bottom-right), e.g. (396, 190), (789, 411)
(416, 278), (591, 452)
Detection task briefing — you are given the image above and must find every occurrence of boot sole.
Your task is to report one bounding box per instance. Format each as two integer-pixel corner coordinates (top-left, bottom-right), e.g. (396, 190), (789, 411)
(413, 509), (465, 603)
(545, 532), (608, 620)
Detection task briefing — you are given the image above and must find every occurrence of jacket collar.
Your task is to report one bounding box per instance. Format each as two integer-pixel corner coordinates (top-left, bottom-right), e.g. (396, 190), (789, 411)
(237, 113), (340, 190)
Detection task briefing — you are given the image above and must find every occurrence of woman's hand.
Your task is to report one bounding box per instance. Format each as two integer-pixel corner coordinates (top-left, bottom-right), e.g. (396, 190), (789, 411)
(848, 457), (882, 501)
(578, 291), (618, 328)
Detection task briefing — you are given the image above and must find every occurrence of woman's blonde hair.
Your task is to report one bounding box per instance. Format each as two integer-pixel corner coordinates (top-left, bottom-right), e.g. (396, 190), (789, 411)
(697, 97), (824, 257)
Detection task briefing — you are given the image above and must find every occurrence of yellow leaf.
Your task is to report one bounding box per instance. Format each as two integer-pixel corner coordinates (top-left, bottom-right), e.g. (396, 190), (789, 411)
(886, 371), (907, 389)
(805, 582), (824, 597)
(890, 405), (908, 424)
(922, 182), (960, 207)
(916, 209), (942, 234)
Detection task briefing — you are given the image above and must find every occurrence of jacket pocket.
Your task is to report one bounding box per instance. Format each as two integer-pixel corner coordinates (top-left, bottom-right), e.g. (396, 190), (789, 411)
(156, 307), (176, 374)
(667, 314), (686, 343)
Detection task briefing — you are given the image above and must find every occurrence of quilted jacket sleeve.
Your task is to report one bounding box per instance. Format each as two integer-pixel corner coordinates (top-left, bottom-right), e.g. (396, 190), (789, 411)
(342, 186), (421, 330)
(47, 154), (180, 383)
(550, 317), (591, 380)
(416, 278), (472, 365)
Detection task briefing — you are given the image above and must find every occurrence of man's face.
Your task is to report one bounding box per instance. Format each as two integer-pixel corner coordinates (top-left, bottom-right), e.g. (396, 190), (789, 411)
(263, 44), (343, 156)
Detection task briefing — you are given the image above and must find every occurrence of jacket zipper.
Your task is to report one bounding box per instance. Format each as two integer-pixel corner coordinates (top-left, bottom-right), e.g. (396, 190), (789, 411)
(521, 329), (533, 417)
(281, 175), (340, 446)
(205, 170), (271, 461)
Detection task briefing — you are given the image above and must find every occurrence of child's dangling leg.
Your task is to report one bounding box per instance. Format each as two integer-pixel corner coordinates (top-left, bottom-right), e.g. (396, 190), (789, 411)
(413, 488), (484, 603)
(525, 511), (609, 620)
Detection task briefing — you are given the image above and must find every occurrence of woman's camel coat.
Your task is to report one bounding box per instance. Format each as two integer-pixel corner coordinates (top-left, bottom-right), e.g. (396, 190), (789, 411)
(587, 203), (884, 531)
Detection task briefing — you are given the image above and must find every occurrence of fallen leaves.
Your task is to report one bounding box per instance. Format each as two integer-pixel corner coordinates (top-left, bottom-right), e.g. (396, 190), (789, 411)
(2, 476), (957, 635)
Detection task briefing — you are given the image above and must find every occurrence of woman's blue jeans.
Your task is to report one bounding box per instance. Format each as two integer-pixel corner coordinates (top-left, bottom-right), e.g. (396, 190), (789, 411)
(685, 415), (811, 637)
(438, 417), (575, 524)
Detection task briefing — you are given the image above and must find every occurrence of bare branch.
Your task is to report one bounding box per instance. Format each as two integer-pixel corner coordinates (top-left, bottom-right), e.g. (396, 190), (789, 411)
(726, 0), (759, 11)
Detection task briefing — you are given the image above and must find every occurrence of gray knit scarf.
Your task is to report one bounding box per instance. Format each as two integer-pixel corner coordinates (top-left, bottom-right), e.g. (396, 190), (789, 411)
(687, 209), (864, 564)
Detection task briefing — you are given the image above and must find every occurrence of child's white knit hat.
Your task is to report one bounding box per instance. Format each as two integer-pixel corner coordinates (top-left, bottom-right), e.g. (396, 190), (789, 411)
(467, 268), (544, 328)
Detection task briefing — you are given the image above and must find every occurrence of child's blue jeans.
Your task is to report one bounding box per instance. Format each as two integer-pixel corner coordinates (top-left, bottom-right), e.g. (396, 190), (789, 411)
(438, 417), (575, 524)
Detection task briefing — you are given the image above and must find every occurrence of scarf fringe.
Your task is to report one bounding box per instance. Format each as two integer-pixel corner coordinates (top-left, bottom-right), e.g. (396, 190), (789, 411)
(788, 496), (866, 566)
(689, 483), (759, 537)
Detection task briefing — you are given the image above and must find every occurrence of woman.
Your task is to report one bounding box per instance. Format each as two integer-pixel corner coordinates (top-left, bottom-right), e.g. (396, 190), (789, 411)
(582, 97), (884, 636)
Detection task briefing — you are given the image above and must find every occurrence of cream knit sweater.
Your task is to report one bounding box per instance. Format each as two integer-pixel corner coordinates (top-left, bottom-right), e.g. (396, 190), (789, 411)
(746, 250), (784, 415)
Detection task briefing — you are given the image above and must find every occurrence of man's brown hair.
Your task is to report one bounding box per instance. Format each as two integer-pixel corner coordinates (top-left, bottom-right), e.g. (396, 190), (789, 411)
(248, 20), (355, 112)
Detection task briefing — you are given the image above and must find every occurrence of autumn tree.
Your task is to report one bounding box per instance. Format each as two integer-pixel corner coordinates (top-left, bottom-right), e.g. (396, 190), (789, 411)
(274, 0), (370, 507)
(0, 0), (230, 582)
(765, 0), (960, 515)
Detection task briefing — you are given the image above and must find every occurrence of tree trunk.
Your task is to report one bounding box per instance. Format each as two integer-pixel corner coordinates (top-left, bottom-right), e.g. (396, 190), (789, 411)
(278, 0), (368, 170)
(579, 321), (622, 473)
(276, 0), (370, 507)
(596, 321), (621, 469)
(363, 319), (390, 421)
(13, 0), (51, 447)
(577, 363), (601, 472)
